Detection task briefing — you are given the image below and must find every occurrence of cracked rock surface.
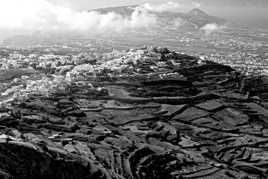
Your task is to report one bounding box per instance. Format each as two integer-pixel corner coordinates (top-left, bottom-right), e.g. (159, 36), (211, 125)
(0, 47), (268, 179)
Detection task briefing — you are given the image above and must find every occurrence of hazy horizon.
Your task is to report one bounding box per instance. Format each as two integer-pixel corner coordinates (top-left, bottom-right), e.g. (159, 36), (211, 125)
(0, 0), (267, 41)
(48, 0), (268, 10)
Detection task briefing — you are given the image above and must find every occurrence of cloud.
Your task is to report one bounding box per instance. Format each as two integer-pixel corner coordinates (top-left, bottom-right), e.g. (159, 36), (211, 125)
(0, 0), (157, 38)
(200, 23), (224, 35)
(192, 2), (201, 8)
(0, 0), (207, 39)
(142, 1), (202, 12)
(142, 2), (182, 12)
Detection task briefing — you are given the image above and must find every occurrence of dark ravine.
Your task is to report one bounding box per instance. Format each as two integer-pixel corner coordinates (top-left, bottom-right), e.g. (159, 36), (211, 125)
(0, 47), (268, 179)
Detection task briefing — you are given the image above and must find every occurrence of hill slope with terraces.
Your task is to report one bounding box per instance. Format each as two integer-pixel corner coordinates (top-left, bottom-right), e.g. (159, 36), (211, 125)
(0, 47), (268, 179)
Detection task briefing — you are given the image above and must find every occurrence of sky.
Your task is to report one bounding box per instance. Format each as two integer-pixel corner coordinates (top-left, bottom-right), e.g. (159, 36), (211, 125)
(48, 0), (268, 10)
(49, 0), (173, 10)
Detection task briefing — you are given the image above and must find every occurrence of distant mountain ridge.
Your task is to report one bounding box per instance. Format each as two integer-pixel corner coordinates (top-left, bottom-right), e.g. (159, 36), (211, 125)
(92, 5), (226, 29)
(1, 5), (226, 47)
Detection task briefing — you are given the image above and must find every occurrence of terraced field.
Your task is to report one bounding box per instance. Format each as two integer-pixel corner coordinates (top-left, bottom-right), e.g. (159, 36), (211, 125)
(0, 47), (268, 179)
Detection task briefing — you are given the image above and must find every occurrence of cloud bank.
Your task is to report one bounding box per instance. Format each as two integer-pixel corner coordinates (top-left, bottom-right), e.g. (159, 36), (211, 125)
(0, 0), (158, 38)
(200, 23), (225, 35)
(142, 1), (201, 12)
(142, 2), (182, 12)
(0, 0), (211, 39)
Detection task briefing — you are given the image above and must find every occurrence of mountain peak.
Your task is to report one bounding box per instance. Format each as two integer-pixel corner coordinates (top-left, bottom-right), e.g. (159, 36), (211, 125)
(187, 8), (208, 16)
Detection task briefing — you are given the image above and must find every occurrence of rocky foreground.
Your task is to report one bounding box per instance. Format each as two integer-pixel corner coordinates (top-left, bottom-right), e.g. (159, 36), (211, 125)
(0, 47), (268, 179)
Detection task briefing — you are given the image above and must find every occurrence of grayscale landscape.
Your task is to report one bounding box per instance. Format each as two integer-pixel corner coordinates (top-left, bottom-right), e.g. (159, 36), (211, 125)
(0, 0), (268, 178)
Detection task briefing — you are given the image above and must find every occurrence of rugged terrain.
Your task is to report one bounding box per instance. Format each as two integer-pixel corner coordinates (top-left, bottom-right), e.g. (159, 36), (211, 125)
(0, 47), (268, 178)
